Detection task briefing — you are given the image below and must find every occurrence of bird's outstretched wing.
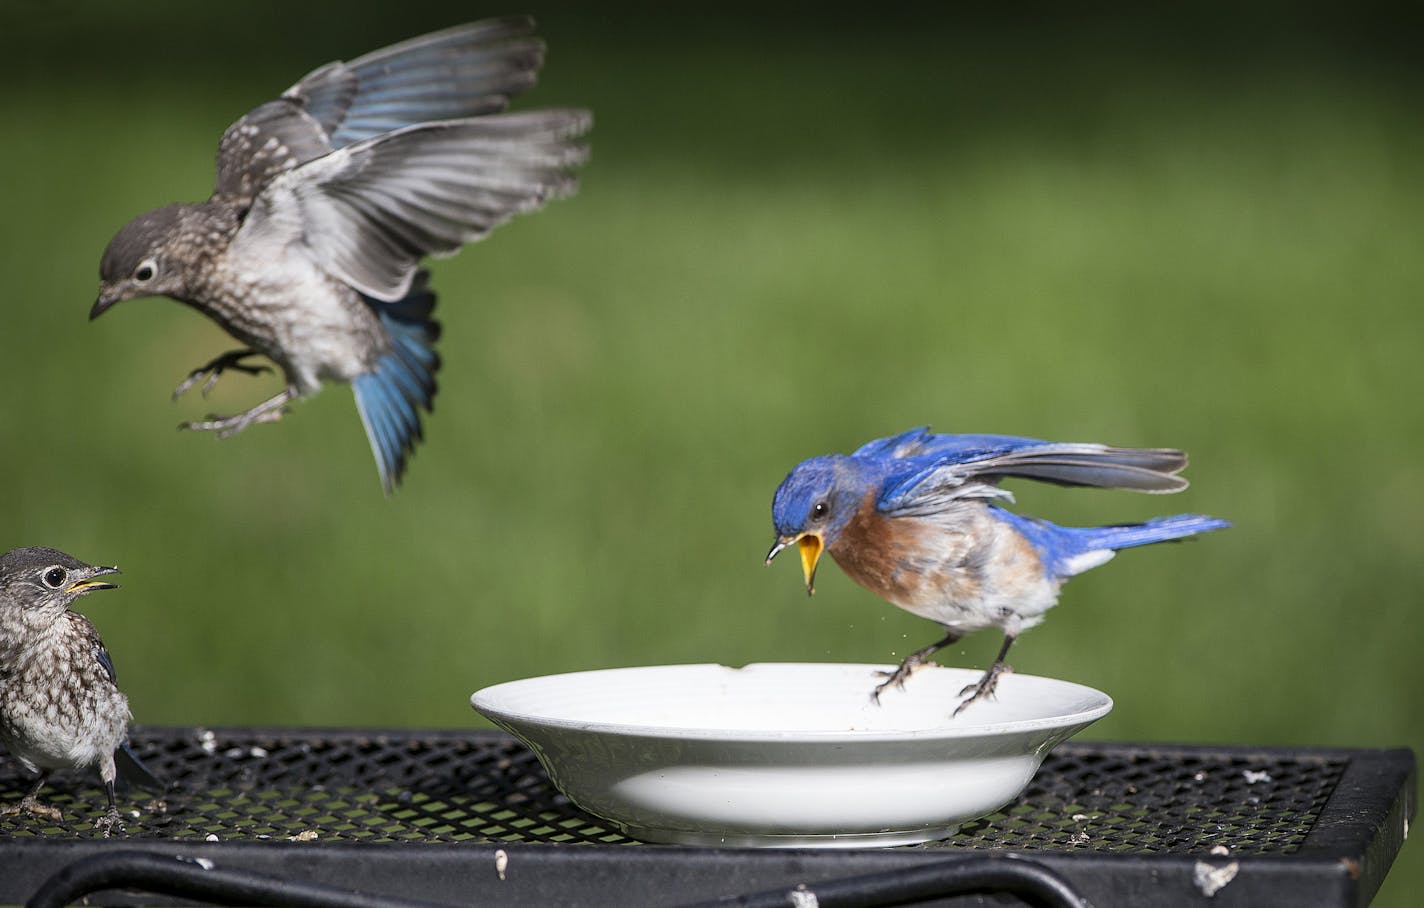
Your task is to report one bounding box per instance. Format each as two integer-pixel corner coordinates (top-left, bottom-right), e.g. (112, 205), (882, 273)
(873, 432), (1190, 517)
(116, 741), (165, 791)
(233, 110), (590, 301)
(213, 17), (547, 207)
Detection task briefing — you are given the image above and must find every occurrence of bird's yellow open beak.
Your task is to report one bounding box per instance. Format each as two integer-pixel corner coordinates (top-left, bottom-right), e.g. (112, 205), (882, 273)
(765, 532), (824, 595)
(67, 566), (120, 595)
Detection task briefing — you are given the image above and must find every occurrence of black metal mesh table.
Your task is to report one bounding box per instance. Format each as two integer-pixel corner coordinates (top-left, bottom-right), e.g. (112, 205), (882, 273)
(0, 727), (1414, 906)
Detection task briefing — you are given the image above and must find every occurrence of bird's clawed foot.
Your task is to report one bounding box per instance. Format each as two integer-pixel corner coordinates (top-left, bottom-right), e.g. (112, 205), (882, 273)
(179, 389), (294, 439)
(1, 796), (63, 823)
(870, 631), (961, 705)
(93, 808), (126, 837)
(953, 662), (1013, 717)
(871, 654), (937, 704)
(173, 349), (272, 400)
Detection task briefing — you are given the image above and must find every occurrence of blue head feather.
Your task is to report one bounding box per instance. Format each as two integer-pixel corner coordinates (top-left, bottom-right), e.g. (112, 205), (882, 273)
(770, 454), (871, 543)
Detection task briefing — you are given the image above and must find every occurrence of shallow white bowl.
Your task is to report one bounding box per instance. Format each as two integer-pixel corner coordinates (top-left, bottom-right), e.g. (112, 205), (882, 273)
(471, 662), (1111, 848)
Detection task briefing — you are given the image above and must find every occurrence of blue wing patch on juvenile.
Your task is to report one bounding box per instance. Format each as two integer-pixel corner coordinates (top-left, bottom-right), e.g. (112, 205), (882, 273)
(296, 18), (545, 150)
(94, 642), (117, 685)
(353, 275), (441, 493)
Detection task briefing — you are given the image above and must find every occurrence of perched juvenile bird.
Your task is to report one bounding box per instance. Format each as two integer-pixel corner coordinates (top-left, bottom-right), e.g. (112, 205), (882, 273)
(766, 427), (1229, 715)
(0, 547), (158, 835)
(92, 17), (592, 492)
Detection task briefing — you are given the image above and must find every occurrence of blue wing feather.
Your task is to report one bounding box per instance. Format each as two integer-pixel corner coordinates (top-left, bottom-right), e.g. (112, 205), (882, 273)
(293, 18), (547, 150)
(94, 642), (117, 685)
(353, 275), (440, 493)
(869, 429), (1190, 514)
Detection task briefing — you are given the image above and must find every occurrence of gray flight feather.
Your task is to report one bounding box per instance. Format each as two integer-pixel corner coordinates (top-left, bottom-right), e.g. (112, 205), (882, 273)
(884, 444), (1190, 517)
(235, 109), (591, 301)
(214, 17), (547, 208)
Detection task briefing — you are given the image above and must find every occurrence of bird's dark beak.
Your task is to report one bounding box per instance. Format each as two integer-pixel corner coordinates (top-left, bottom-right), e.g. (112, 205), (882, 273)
(765, 532), (824, 596)
(90, 292), (119, 321)
(67, 565), (120, 595)
(764, 536), (793, 566)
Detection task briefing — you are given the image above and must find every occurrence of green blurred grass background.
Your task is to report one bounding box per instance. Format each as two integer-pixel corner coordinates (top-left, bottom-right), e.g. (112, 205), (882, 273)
(3, 1), (1419, 900)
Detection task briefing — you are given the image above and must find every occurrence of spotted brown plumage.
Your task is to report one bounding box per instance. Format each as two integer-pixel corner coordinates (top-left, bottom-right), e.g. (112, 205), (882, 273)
(0, 546), (159, 835)
(93, 18), (592, 492)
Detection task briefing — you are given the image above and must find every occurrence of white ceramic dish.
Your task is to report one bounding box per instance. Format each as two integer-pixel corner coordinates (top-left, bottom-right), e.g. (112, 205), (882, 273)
(471, 662), (1111, 848)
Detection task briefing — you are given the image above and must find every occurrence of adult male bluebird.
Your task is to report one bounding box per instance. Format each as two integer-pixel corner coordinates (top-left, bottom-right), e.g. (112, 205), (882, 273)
(92, 18), (591, 492)
(766, 427), (1229, 715)
(0, 547), (158, 835)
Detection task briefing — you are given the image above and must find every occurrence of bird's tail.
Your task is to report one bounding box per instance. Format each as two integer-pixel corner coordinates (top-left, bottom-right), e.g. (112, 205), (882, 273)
(1081, 514), (1231, 550)
(116, 740), (164, 792)
(1047, 514), (1231, 577)
(353, 272), (441, 493)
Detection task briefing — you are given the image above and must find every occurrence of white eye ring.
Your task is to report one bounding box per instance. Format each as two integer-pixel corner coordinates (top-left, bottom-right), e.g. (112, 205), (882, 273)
(42, 566), (68, 589)
(134, 259), (158, 282)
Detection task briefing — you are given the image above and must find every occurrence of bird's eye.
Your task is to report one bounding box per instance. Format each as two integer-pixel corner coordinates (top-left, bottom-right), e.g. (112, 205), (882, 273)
(42, 567), (68, 589)
(134, 259), (157, 283)
(812, 502), (829, 519)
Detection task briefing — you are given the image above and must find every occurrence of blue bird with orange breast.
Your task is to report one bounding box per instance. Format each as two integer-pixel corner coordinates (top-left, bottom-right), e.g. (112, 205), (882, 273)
(766, 427), (1229, 715)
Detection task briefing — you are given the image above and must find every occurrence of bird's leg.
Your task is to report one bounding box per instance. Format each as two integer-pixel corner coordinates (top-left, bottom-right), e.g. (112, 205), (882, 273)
(953, 634), (1017, 717)
(173, 348), (272, 400)
(92, 778), (125, 837)
(180, 387), (295, 439)
(872, 629), (961, 704)
(0, 773), (62, 822)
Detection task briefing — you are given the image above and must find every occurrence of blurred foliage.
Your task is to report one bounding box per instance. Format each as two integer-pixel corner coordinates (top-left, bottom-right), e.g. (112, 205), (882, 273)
(1, 2), (1419, 901)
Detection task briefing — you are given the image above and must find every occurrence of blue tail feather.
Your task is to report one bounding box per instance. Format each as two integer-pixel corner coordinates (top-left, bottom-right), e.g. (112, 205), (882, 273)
(353, 276), (440, 493)
(1072, 515), (1231, 553)
(993, 508), (1230, 578)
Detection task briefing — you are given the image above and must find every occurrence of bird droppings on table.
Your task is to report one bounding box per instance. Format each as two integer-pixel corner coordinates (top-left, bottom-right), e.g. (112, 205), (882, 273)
(1192, 860), (1240, 897)
(224, 745), (270, 760)
(495, 848), (509, 881)
(788, 885), (820, 908)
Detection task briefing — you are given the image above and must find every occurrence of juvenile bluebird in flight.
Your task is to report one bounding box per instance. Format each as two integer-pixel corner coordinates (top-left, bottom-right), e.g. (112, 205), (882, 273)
(766, 427), (1229, 715)
(0, 547), (159, 835)
(92, 18), (591, 492)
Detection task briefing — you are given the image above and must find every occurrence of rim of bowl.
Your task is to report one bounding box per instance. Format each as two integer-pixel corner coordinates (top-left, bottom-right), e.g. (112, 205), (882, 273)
(472, 662), (1113, 743)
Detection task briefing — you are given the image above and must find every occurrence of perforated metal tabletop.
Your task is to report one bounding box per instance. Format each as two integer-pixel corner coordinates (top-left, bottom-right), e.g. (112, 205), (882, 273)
(0, 727), (1414, 906)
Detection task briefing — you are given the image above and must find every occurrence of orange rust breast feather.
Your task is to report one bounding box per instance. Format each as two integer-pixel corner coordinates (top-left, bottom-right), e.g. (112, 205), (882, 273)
(828, 494), (985, 611)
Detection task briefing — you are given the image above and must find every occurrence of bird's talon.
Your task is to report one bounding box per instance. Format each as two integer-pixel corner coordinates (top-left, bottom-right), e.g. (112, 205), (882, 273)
(173, 350), (271, 401)
(179, 396), (291, 438)
(953, 663), (1013, 716)
(2, 797), (63, 823)
(93, 810), (125, 837)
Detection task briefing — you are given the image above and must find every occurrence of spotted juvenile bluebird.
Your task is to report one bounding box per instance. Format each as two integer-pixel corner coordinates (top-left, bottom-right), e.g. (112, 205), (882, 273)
(0, 547), (159, 835)
(92, 17), (592, 492)
(766, 427), (1229, 715)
